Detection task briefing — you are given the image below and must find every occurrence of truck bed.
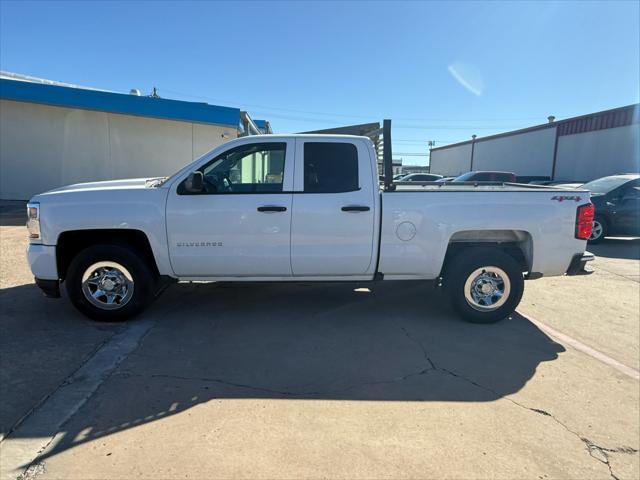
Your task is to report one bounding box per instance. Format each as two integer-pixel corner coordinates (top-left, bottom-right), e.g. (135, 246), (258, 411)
(378, 184), (590, 280)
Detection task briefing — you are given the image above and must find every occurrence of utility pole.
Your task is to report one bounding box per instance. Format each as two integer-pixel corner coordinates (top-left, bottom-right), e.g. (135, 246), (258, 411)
(470, 134), (477, 170)
(427, 141), (435, 172)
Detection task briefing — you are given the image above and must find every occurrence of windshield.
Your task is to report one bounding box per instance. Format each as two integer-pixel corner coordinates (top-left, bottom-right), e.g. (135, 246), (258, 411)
(453, 172), (476, 181)
(581, 176), (635, 194)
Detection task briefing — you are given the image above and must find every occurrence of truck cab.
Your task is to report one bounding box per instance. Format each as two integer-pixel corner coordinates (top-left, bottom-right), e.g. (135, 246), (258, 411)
(165, 135), (379, 279)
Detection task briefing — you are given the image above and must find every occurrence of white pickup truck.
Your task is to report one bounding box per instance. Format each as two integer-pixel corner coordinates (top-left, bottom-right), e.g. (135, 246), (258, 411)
(26, 121), (595, 323)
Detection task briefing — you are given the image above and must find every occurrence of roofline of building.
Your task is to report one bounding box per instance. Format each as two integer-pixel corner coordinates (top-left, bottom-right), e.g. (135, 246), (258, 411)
(430, 103), (640, 152)
(0, 70), (112, 92)
(0, 77), (241, 128)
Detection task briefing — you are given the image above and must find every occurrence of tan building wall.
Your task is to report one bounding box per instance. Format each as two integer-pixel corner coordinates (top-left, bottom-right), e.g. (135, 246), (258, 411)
(0, 99), (237, 200)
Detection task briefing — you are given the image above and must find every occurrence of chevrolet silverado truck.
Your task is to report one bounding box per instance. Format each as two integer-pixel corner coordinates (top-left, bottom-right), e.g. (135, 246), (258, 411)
(25, 121), (595, 323)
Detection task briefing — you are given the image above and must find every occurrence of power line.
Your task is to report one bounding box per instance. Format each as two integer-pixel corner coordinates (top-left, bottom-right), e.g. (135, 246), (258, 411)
(159, 87), (551, 124)
(394, 123), (513, 130)
(164, 87), (475, 146)
(393, 139), (461, 143)
(250, 111), (522, 129)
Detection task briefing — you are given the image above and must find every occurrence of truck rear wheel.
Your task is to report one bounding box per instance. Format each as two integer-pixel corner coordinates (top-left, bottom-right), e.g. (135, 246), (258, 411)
(66, 244), (156, 321)
(444, 247), (524, 324)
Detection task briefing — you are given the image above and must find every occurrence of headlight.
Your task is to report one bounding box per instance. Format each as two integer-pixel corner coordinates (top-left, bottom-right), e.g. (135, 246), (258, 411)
(26, 202), (41, 240)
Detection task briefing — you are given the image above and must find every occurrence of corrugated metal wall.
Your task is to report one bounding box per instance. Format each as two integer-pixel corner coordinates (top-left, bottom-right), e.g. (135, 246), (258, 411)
(429, 104), (639, 181)
(554, 124), (640, 181)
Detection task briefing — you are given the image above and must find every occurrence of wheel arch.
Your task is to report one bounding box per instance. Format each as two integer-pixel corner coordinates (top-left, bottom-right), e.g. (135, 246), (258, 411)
(439, 230), (533, 278)
(56, 229), (160, 281)
(593, 213), (609, 228)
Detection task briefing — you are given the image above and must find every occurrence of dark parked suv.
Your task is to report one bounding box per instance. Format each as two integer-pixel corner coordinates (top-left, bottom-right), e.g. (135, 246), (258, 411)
(581, 174), (640, 243)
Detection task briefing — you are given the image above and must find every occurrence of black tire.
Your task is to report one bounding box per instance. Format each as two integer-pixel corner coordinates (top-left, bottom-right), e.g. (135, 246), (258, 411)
(444, 247), (524, 324)
(66, 244), (156, 321)
(588, 215), (607, 244)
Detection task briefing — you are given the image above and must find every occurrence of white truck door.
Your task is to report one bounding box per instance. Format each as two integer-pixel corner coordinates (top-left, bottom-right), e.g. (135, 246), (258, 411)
(166, 140), (294, 277)
(291, 139), (376, 276)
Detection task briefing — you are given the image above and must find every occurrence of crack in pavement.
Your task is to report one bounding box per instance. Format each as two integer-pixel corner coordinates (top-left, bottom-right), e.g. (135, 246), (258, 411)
(12, 310), (637, 480)
(114, 324), (442, 398)
(591, 263), (640, 283)
(397, 326), (639, 480)
(438, 365), (638, 480)
(117, 365), (438, 398)
(116, 323), (637, 480)
(400, 326), (437, 370)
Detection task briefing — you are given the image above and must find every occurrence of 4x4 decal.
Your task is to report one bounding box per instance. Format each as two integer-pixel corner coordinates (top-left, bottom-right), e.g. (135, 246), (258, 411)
(551, 195), (583, 202)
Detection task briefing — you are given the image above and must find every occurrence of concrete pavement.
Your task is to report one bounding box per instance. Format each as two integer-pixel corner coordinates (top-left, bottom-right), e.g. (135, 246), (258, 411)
(1, 206), (638, 480)
(520, 238), (640, 369)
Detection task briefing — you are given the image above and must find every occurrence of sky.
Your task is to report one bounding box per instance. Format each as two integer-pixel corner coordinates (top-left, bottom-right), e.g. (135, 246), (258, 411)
(1, 0), (638, 166)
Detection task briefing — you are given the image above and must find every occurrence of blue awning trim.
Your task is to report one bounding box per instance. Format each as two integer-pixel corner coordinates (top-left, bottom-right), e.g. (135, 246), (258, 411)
(0, 79), (240, 127)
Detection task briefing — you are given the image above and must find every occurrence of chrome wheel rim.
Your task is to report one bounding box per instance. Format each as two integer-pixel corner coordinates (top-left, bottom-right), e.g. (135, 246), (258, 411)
(463, 266), (511, 312)
(590, 220), (603, 241)
(81, 261), (134, 310)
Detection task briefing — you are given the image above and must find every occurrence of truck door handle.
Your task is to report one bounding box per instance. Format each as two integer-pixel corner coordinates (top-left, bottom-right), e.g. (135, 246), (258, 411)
(341, 205), (370, 212)
(257, 206), (287, 212)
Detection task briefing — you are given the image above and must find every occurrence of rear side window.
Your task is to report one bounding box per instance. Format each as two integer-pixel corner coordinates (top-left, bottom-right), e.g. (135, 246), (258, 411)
(621, 180), (640, 199)
(303, 142), (359, 193)
(494, 173), (515, 182)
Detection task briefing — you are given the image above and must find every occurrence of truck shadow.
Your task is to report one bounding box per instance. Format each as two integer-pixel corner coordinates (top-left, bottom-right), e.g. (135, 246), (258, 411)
(2, 281), (565, 469)
(589, 237), (640, 260)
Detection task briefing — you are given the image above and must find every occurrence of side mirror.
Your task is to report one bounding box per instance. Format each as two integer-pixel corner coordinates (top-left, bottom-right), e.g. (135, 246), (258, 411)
(184, 171), (204, 193)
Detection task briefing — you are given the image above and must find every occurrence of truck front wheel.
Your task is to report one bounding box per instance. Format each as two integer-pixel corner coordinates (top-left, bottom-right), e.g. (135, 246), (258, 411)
(444, 247), (524, 324)
(66, 244), (156, 321)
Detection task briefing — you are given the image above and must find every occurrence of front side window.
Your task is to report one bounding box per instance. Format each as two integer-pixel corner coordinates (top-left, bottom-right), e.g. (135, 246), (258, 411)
(303, 142), (359, 193)
(182, 142), (286, 194)
(454, 171), (475, 181)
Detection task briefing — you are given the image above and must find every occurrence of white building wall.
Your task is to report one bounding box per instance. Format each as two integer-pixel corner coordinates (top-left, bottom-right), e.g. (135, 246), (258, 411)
(107, 114), (194, 179)
(193, 123), (231, 158)
(429, 143), (472, 176)
(554, 124), (640, 182)
(472, 127), (556, 177)
(0, 99), (236, 200)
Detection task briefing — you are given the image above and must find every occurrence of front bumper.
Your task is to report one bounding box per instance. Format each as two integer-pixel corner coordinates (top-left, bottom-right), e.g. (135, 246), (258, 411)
(566, 251), (595, 276)
(26, 244), (58, 280)
(27, 244), (61, 297)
